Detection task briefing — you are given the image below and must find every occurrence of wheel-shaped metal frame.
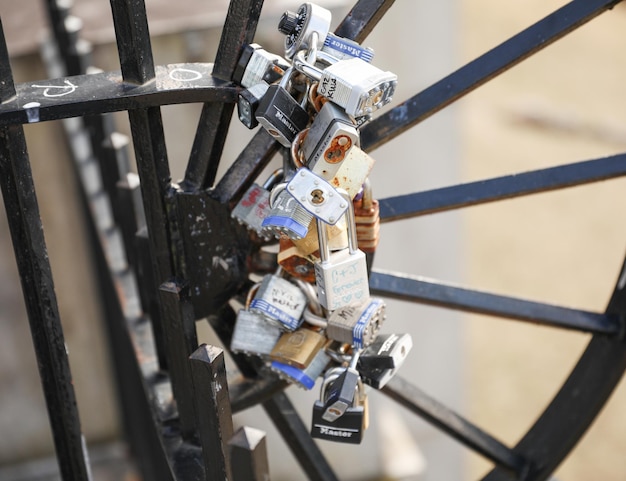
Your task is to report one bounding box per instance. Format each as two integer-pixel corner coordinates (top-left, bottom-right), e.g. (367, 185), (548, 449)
(1, 1), (625, 480)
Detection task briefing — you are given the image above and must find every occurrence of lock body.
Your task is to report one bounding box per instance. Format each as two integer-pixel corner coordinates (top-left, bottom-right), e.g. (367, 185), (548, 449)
(287, 168), (348, 225)
(270, 328), (326, 368)
(321, 33), (374, 63)
(256, 84), (310, 147)
(233, 43), (289, 88)
(231, 309), (282, 358)
(315, 245), (369, 310)
(326, 297), (386, 349)
(238, 82), (269, 129)
(358, 333), (413, 370)
(231, 182), (272, 237)
(316, 58), (397, 117)
(262, 188), (313, 240)
(270, 348), (330, 390)
(311, 403), (364, 444)
(249, 274), (307, 331)
(301, 101), (359, 181)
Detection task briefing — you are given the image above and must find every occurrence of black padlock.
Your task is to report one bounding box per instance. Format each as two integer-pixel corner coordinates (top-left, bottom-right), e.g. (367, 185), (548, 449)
(255, 68), (310, 147)
(238, 82), (268, 129)
(311, 400), (364, 444)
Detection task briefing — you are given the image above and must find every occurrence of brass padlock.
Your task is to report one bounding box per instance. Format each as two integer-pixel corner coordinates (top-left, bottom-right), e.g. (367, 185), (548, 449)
(270, 327), (326, 369)
(353, 179), (380, 254)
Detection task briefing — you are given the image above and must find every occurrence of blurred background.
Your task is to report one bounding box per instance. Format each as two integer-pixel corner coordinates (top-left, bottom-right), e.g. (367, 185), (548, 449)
(0, 0), (625, 480)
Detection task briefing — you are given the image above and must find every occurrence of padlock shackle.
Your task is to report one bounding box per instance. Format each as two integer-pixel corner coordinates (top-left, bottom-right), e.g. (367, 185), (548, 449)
(262, 168), (285, 190)
(316, 218), (331, 264)
(339, 189), (359, 255)
(294, 50), (322, 81)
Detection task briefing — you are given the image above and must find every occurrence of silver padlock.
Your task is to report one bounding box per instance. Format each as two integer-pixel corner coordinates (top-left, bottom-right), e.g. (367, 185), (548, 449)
(231, 169), (283, 237)
(278, 3), (331, 59)
(262, 185), (314, 240)
(270, 347), (331, 390)
(286, 167), (349, 225)
(314, 190), (369, 311)
(300, 101), (359, 181)
(230, 308), (282, 358)
(249, 272), (308, 331)
(232, 43), (290, 88)
(320, 33), (374, 63)
(294, 52), (397, 118)
(255, 67), (311, 147)
(321, 353), (361, 422)
(326, 297), (386, 349)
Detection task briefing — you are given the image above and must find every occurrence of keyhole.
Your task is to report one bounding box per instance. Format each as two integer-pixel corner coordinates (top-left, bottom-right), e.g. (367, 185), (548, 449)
(310, 189), (325, 204)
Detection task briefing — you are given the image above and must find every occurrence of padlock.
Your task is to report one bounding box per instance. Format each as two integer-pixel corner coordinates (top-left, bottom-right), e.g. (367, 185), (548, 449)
(286, 167), (349, 225)
(237, 82), (269, 129)
(320, 33), (374, 63)
(314, 191), (369, 311)
(330, 146), (376, 200)
(278, 235), (318, 283)
(293, 52), (397, 118)
(232, 43), (290, 88)
(358, 333), (413, 390)
(231, 169), (283, 237)
(321, 363), (360, 422)
(270, 327), (326, 369)
(230, 308), (282, 358)
(249, 272), (307, 331)
(311, 364), (367, 444)
(326, 297), (386, 349)
(358, 333), (413, 370)
(278, 3), (331, 59)
(262, 186), (314, 240)
(255, 68), (311, 147)
(270, 347), (330, 390)
(353, 179), (380, 253)
(300, 101), (359, 181)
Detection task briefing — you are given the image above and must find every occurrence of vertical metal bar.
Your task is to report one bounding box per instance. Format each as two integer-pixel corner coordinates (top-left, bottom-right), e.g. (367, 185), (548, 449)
(263, 393), (339, 481)
(182, 0), (265, 190)
(109, 0), (176, 374)
(228, 427), (271, 481)
(0, 19), (91, 481)
(159, 280), (199, 440)
(189, 345), (235, 481)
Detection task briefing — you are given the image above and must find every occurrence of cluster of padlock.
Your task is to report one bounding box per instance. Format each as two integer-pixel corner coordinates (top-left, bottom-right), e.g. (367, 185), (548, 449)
(229, 2), (412, 444)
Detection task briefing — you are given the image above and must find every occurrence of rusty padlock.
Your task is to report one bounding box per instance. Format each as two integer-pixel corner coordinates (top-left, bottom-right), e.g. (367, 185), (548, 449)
(353, 179), (380, 254)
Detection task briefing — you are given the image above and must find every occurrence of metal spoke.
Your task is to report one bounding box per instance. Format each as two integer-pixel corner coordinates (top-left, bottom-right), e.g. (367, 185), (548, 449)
(334, 0), (396, 43)
(360, 0), (623, 152)
(370, 270), (622, 335)
(379, 153), (626, 221)
(383, 376), (527, 475)
(183, 0), (265, 190)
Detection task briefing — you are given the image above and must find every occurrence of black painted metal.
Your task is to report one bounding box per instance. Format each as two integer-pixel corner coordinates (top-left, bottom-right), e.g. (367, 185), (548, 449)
(370, 270), (622, 335)
(263, 392), (340, 481)
(360, 0), (623, 152)
(189, 345), (235, 481)
(383, 376), (527, 475)
(0, 20), (91, 481)
(334, 0), (396, 43)
(229, 426), (271, 481)
(184, 0), (265, 190)
(379, 153), (626, 221)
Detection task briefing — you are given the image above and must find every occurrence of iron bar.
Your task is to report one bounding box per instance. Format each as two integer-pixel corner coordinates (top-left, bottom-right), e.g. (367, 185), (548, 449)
(0, 19), (91, 481)
(263, 392), (340, 481)
(334, 0), (396, 43)
(158, 280), (199, 440)
(189, 345), (234, 481)
(382, 376), (527, 475)
(211, 129), (280, 204)
(228, 427), (271, 481)
(0, 64), (235, 127)
(370, 270), (622, 335)
(379, 153), (626, 221)
(183, 0), (265, 190)
(360, 0), (623, 152)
